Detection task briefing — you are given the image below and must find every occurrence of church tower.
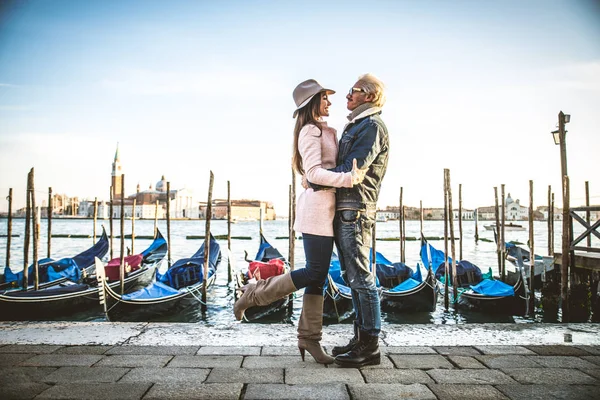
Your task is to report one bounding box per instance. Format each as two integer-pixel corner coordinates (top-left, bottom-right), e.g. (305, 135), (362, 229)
(111, 143), (123, 200)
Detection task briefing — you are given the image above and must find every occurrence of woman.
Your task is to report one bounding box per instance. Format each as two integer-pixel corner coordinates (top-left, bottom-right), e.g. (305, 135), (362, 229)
(234, 79), (364, 364)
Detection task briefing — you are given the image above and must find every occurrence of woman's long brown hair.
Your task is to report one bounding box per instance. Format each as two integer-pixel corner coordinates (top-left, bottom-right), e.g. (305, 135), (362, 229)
(292, 93), (324, 175)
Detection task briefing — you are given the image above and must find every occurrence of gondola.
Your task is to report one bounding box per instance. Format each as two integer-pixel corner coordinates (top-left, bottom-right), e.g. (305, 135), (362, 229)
(96, 234), (221, 318)
(1, 228), (110, 292)
(420, 238), (528, 315)
(377, 251), (438, 312)
(505, 243), (555, 290)
(323, 252), (354, 322)
(235, 233), (290, 321)
(0, 230), (167, 320)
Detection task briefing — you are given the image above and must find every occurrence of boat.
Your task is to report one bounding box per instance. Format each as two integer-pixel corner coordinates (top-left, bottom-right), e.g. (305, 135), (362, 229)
(323, 252), (354, 322)
(235, 233), (290, 321)
(377, 251), (438, 312)
(505, 243), (555, 290)
(97, 234), (221, 319)
(420, 237), (528, 315)
(1, 228), (109, 291)
(484, 223), (526, 231)
(0, 230), (167, 320)
(376, 214), (389, 222)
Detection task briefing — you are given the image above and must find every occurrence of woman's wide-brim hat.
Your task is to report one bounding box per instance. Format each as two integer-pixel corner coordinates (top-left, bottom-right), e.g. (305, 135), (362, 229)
(292, 79), (335, 118)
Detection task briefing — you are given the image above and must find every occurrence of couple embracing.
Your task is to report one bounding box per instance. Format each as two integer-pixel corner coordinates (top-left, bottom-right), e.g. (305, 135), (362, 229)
(235, 74), (389, 368)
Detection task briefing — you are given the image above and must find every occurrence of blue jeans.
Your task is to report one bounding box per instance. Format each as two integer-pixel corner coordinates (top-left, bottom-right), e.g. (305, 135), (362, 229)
(290, 233), (334, 296)
(334, 209), (381, 337)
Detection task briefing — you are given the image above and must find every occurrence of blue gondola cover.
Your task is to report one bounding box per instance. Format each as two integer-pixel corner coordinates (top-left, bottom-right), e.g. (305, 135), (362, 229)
(388, 277), (420, 292)
(470, 279), (515, 297)
(122, 281), (180, 300)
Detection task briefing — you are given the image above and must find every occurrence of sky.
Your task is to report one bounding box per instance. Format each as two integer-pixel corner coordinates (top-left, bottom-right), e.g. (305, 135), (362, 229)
(1, 0), (599, 216)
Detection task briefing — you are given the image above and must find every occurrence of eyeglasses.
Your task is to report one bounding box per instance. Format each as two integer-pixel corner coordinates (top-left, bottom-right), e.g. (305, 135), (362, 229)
(348, 87), (367, 96)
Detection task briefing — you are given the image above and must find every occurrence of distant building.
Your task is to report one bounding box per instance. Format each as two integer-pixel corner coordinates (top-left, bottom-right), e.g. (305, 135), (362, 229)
(206, 199), (276, 221)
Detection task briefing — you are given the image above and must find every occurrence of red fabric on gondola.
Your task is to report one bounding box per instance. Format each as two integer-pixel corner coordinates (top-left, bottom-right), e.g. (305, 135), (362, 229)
(104, 254), (144, 281)
(248, 259), (284, 280)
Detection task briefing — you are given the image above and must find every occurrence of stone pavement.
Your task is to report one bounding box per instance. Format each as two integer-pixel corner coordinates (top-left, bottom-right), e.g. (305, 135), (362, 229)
(0, 322), (599, 399)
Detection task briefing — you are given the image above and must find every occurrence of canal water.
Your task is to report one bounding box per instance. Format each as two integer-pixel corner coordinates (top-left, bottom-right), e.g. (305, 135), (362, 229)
(1, 218), (594, 325)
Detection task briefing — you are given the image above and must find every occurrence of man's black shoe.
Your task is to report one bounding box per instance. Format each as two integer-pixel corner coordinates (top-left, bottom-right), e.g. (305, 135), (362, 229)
(331, 322), (359, 356)
(334, 331), (380, 368)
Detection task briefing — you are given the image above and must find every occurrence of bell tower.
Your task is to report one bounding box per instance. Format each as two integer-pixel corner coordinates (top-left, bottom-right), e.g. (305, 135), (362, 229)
(111, 143), (123, 200)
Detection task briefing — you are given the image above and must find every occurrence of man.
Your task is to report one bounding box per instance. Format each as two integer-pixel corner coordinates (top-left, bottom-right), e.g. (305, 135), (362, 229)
(311, 73), (389, 367)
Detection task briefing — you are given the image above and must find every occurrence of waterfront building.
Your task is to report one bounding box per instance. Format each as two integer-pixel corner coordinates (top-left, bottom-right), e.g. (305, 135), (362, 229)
(206, 199), (276, 221)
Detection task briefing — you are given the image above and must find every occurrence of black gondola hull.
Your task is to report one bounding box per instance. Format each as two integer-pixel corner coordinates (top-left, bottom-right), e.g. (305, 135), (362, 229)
(381, 273), (438, 312)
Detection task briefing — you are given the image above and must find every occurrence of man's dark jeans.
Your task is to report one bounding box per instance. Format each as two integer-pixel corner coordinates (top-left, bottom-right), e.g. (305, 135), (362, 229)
(334, 209), (381, 337)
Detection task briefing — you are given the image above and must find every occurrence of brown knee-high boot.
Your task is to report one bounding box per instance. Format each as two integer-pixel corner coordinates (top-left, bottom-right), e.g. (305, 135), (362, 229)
(297, 294), (334, 364)
(234, 273), (296, 321)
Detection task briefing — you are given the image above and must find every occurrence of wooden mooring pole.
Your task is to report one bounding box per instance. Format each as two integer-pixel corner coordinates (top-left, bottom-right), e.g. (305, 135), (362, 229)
(501, 184), (506, 282)
(445, 169), (458, 304)
(551, 192), (555, 255)
(561, 175), (570, 322)
(154, 200), (159, 239)
(31, 169), (39, 291)
(585, 181), (591, 248)
(289, 169), (296, 271)
(23, 170), (32, 290)
(443, 171), (449, 310)
(202, 171), (214, 314)
(458, 183), (463, 260)
(227, 180), (232, 283)
(47, 187), (52, 258)
(547, 185), (552, 256)
(166, 181), (171, 267)
(399, 187), (404, 263)
(529, 180), (535, 314)
(131, 199), (136, 255)
(93, 197), (98, 244)
(474, 207), (479, 244)
(109, 186), (114, 260)
(6, 188), (12, 269)
(494, 187), (501, 279)
(120, 175), (125, 295)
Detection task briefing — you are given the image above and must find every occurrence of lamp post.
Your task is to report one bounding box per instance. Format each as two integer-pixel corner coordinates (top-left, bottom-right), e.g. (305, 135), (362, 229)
(551, 111), (570, 322)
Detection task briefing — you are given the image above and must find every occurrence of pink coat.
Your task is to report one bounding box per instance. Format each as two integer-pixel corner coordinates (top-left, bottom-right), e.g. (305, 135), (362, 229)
(293, 123), (352, 237)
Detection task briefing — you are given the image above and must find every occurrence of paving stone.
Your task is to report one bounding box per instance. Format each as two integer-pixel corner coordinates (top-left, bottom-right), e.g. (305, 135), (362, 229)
(447, 355), (487, 369)
(525, 345), (590, 356)
(95, 354), (171, 367)
(0, 382), (52, 399)
(581, 355), (600, 366)
(576, 345), (600, 355)
(206, 367), (283, 383)
(475, 355), (541, 369)
(144, 382), (243, 400)
(105, 345), (198, 355)
(348, 383), (436, 399)
(0, 353), (36, 367)
(580, 368), (600, 381)
(244, 383), (349, 400)
(496, 384), (599, 400)
(53, 346), (113, 355)
(502, 368), (598, 384)
(167, 355), (243, 368)
(43, 366), (129, 383)
(243, 355), (325, 369)
(286, 367), (362, 384)
(434, 346), (482, 356)
(121, 367), (210, 383)
(384, 346), (437, 354)
(428, 384), (509, 399)
(389, 354), (454, 369)
(0, 367), (57, 383)
(35, 382), (152, 399)
(362, 369), (434, 384)
(196, 346), (260, 356)
(19, 354), (103, 367)
(474, 345), (535, 355)
(261, 347), (302, 356)
(529, 355), (599, 368)
(0, 344), (63, 354)
(427, 369), (516, 384)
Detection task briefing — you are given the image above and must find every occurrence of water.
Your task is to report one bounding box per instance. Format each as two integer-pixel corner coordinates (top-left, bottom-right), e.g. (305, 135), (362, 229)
(1, 217), (595, 325)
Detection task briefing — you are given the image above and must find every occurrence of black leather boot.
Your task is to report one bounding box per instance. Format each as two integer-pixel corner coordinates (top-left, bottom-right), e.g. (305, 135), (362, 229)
(331, 321), (359, 356)
(334, 330), (380, 368)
